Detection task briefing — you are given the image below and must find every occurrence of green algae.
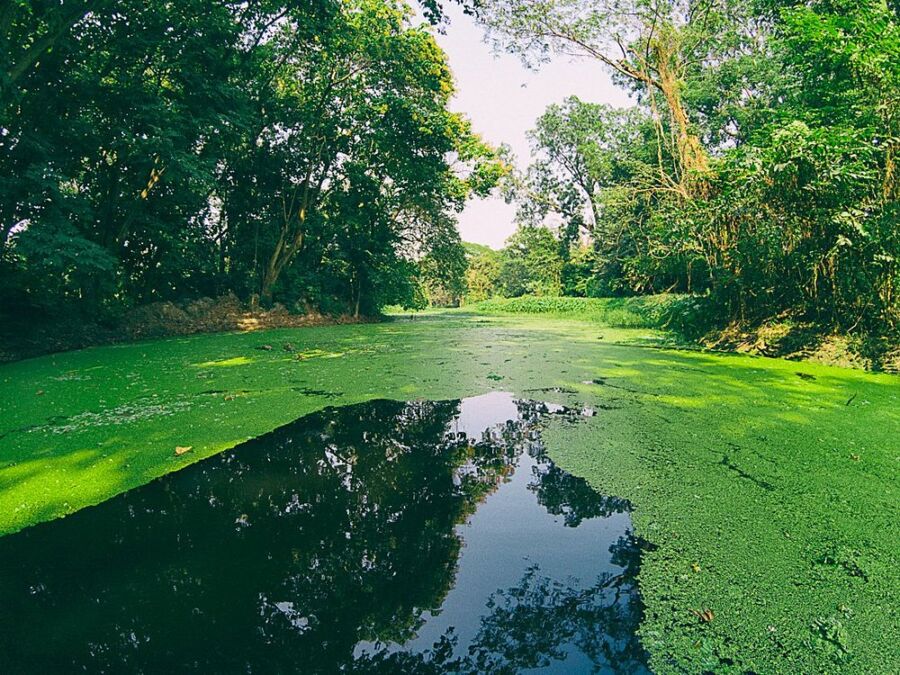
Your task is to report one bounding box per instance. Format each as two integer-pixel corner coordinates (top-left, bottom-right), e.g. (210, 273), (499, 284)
(536, 352), (900, 673)
(1, 312), (898, 672)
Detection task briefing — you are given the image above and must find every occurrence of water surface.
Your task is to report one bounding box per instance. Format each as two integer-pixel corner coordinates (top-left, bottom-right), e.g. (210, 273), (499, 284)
(0, 392), (648, 673)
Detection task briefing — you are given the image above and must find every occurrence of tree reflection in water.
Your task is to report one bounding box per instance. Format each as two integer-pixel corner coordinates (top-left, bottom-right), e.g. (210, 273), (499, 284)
(0, 394), (649, 673)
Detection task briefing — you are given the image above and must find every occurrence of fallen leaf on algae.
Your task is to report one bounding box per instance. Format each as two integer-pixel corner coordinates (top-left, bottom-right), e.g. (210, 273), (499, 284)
(175, 446), (193, 456)
(691, 608), (715, 623)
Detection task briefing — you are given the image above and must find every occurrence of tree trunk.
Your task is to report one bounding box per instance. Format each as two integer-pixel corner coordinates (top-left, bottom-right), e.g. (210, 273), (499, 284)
(259, 230), (304, 303)
(259, 201), (308, 303)
(4, 3), (93, 90)
(588, 194), (602, 235)
(653, 42), (708, 179)
(259, 237), (285, 304)
(637, 26), (709, 199)
(664, 82), (707, 176)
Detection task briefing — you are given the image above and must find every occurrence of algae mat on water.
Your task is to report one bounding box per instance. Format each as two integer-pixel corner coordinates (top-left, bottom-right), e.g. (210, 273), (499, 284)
(1, 313), (898, 673)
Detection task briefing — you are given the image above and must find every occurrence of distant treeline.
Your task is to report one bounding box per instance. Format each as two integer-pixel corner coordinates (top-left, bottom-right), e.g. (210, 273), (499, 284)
(1, 0), (501, 329)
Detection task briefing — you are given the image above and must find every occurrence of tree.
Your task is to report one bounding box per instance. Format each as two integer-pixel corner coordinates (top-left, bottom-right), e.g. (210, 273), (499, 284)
(1, 0), (263, 310)
(497, 0), (900, 334)
(0, 0), (500, 333)
(497, 226), (564, 297)
(419, 219), (469, 307)
(476, 0), (736, 186)
(517, 97), (650, 239)
(464, 243), (502, 302)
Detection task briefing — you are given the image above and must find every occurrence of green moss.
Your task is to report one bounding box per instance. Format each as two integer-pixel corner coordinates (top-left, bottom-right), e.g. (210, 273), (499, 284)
(1, 313), (897, 672)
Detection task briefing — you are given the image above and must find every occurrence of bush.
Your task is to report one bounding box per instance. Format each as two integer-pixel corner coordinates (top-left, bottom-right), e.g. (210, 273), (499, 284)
(467, 294), (718, 336)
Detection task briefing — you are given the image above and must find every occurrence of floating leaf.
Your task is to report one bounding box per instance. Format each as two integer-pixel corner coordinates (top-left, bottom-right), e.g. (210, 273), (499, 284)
(691, 608), (715, 623)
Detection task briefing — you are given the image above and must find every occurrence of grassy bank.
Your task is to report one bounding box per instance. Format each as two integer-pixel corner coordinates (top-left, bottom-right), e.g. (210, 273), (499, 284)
(1, 313), (897, 672)
(464, 294), (704, 332)
(464, 295), (900, 372)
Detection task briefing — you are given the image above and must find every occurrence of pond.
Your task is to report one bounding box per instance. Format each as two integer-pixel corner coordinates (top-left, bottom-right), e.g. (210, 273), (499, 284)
(0, 392), (649, 673)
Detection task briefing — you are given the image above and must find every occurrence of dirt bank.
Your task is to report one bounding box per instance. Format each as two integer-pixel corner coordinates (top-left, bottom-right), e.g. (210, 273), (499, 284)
(1, 294), (374, 362)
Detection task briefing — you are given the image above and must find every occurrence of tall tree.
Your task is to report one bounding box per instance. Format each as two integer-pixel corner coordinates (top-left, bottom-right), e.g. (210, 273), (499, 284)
(517, 97), (649, 237)
(476, 0), (735, 185)
(0, 0), (501, 331)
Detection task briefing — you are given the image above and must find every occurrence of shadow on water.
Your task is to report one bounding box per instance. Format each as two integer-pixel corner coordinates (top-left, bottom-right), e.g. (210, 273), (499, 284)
(0, 392), (649, 673)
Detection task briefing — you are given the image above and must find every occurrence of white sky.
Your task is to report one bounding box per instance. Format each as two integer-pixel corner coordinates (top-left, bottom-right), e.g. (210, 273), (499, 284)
(427, 5), (633, 249)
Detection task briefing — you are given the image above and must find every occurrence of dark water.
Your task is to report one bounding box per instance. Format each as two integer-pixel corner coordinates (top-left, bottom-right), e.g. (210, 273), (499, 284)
(0, 392), (649, 673)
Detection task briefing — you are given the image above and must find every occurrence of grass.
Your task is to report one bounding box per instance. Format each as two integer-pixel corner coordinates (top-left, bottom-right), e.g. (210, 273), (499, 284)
(465, 295), (900, 372)
(0, 312), (897, 672)
(464, 294), (712, 336)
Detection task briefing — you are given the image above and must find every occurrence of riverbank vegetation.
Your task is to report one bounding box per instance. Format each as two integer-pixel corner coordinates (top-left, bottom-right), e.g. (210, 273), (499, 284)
(461, 0), (899, 359)
(1, 0), (503, 348)
(3, 0), (898, 364)
(454, 295), (900, 370)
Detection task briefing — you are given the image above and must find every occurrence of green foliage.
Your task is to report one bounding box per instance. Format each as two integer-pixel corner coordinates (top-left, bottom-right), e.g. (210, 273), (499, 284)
(515, 97), (651, 238)
(419, 227), (468, 307)
(486, 0), (900, 338)
(470, 295), (658, 327)
(0, 0), (499, 329)
(496, 226), (563, 297)
(463, 245), (502, 303)
(467, 293), (714, 336)
(459, 225), (569, 304)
